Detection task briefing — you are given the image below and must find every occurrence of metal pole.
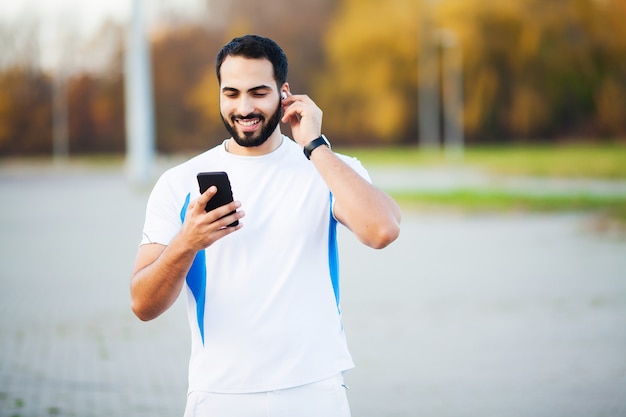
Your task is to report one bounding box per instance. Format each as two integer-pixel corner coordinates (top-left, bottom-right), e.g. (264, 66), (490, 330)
(52, 74), (69, 164)
(125, 0), (155, 185)
(418, 0), (441, 149)
(440, 29), (464, 163)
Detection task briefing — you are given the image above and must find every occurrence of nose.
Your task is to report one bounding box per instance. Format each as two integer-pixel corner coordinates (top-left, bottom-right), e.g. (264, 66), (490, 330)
(236, 95), (255, 117)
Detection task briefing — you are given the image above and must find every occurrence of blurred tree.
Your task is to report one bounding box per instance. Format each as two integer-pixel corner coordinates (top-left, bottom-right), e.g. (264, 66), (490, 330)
(318, 0), (625, 145)
(0, 16), (41, 70)
(187, 0), (338, 149)
(150, 25), (223, 152)
(67, 73), (125, 153)
(317, 0), (419, 145)
(201, 0), (337, 94)
(185, 57), (224, 148)
(591, 0), (626, 137)
(0, 67), (52, 155)
(2, 0), (624, 157)
(438, 0), (626, 142)
(0, 18), (53, 155)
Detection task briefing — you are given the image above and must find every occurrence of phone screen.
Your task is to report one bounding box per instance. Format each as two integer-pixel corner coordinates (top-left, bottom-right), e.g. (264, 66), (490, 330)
(197, 171), (238, 227)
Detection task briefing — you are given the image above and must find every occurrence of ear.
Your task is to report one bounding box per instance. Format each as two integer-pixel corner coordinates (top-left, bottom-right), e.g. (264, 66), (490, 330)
(280, 82), (291, 100)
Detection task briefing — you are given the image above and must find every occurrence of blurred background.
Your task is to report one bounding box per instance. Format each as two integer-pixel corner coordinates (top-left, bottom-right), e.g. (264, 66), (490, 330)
(1, 0), (625, 416)
(0, 0), (624, 156)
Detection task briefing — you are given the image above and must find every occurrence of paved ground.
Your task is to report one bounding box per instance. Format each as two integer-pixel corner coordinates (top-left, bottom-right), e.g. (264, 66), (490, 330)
(368, 166), (626, 196)
(0, 161), (625, 417)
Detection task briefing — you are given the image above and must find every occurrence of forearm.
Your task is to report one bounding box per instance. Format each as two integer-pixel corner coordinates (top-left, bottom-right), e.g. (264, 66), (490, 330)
(280, 92), (400, 246)
(310, 145), (401, 248)
(131, 188), (244, 321)
(130, 236), (197, 321)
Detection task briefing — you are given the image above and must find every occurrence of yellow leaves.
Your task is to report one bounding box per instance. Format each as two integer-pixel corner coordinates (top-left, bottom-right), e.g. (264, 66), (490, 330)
(91, 97), (113, 128)
(431, 0), (626, 140)
(508, 85), (548, 137)
(0, 68), (54, 153)
(359, 59), (407, 140)
(186, 69), (221, 130)
(316, 58), (408, 141)
(0, 82), (12, 145)
(517, 25), (542, 63)
(368, 94), (406, 141)
(325, 0), (417, 65)
(464, 68), (498, 135)
(319, 0), (419, 142)
(595, 78), (626, 135)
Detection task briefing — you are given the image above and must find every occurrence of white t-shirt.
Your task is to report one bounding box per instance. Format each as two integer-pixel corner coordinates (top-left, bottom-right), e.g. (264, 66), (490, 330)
(141, 137), (370, 394)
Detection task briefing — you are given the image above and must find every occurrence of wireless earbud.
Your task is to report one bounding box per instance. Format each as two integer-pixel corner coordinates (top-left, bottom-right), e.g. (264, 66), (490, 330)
(281, 91), (287, 100)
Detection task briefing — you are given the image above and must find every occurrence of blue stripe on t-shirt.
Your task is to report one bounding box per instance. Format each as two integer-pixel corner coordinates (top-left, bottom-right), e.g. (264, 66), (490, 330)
(180, 193), (206, 345)
(328, 192), (341, 310)
(181, 191), (339, 344)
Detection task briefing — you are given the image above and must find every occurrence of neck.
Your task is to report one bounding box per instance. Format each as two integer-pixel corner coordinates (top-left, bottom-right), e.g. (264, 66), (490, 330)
(226, 128), (283, 156)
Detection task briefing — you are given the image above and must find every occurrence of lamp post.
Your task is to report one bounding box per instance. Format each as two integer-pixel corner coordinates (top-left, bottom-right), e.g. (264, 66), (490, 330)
(52, 72), (69, 164)
(440, 28), (464, 162)
(418, 0), (440, 150)
(125, 0), (155, 185)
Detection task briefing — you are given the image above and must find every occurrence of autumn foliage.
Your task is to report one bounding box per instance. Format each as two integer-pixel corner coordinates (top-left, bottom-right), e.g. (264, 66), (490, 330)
(0, 0), (624, 156)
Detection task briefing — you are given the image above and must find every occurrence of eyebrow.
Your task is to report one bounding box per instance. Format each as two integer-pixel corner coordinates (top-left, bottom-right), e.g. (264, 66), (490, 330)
(221, 85), (273, 94)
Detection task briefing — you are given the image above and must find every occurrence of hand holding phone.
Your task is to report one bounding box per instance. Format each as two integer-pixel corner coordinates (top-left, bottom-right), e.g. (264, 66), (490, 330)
(197, 171), (239, 227)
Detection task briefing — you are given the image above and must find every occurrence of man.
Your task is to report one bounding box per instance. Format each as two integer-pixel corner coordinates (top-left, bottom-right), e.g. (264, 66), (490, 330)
(130, 34), (401, 417)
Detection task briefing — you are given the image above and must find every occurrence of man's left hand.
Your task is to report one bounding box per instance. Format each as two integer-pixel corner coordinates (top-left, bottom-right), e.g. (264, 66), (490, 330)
(281, 92), (323, 146)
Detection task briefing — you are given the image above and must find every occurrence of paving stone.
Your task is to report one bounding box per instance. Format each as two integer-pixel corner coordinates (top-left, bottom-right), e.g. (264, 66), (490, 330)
(1, 164), (625, 417)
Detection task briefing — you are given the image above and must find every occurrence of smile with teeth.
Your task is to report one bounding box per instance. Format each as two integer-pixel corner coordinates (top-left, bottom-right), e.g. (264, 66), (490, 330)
(236, 118), (260, 127)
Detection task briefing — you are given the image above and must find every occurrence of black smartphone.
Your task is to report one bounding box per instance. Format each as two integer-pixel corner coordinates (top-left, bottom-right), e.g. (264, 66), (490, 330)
(197, 171), (239, 227)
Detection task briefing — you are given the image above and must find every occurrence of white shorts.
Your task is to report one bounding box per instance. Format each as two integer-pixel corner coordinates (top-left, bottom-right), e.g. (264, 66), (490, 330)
(183, 374), (351, 417)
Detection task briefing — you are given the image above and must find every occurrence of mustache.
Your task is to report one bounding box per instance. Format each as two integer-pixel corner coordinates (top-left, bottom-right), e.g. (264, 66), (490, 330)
(231, 113), (264, 122)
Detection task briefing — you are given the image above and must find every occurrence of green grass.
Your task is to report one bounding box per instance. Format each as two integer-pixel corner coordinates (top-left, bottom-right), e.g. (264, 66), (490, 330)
(5, 143), (625, 178)
(392, 189), (626, 226)
(343, 143), (626, 225)
(341, 143), (626, 179)
(393, 189), (626, 211)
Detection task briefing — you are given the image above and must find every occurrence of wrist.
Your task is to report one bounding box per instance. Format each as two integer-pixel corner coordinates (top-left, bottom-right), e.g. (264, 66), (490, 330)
(303, 134), (330, 160)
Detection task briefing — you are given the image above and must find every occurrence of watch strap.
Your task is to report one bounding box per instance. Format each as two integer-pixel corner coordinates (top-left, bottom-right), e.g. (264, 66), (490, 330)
(303, 135), (330, 159)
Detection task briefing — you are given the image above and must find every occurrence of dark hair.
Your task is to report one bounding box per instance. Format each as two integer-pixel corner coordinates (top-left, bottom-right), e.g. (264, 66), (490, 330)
(216, 34), (288, 86)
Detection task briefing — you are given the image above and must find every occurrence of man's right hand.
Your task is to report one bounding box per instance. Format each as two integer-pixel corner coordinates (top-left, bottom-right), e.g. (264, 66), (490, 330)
(130, 187), (244, 321)
(180, 185), (244, 252)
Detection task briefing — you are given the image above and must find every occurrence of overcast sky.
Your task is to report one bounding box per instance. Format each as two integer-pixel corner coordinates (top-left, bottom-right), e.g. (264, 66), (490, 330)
(2, 0), (131, 33)
(0, 0), (206, 69)
(0, 0), (207, 29)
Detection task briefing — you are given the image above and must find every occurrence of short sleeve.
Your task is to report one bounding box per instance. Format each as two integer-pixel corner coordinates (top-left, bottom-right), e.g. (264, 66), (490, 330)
(140, 172), (185, 246)
(330, 154), (372, 220)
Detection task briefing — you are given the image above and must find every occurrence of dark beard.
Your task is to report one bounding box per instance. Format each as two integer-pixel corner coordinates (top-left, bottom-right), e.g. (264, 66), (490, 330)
(221, 99), (282, 148)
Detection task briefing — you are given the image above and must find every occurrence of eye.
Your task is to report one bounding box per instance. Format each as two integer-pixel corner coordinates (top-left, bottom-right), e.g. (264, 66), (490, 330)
(222, 90), (239, 98)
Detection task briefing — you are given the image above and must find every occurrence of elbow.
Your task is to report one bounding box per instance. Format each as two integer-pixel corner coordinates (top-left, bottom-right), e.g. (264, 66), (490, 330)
(131, 298), (159, 322)
(366, 221), (401, 249)
(367, 202), (402, 249)
(131, 303), (151, 322)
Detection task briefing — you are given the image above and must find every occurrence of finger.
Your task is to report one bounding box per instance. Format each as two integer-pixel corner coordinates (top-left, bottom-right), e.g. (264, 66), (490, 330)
(281, 92), (307, 121)
(215, 208), (245, 230)
(210, 200), (241, 220)
(211, 220), (244, 239)
(196, 186), (217, 212)
(202, 185), (217, 197)
(284, 92), (309, 102)
(281, 102), (304, 124)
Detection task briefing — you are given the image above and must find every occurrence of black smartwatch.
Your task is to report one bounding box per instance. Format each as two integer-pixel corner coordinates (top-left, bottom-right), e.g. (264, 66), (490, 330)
(303, 135), (330, 160)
